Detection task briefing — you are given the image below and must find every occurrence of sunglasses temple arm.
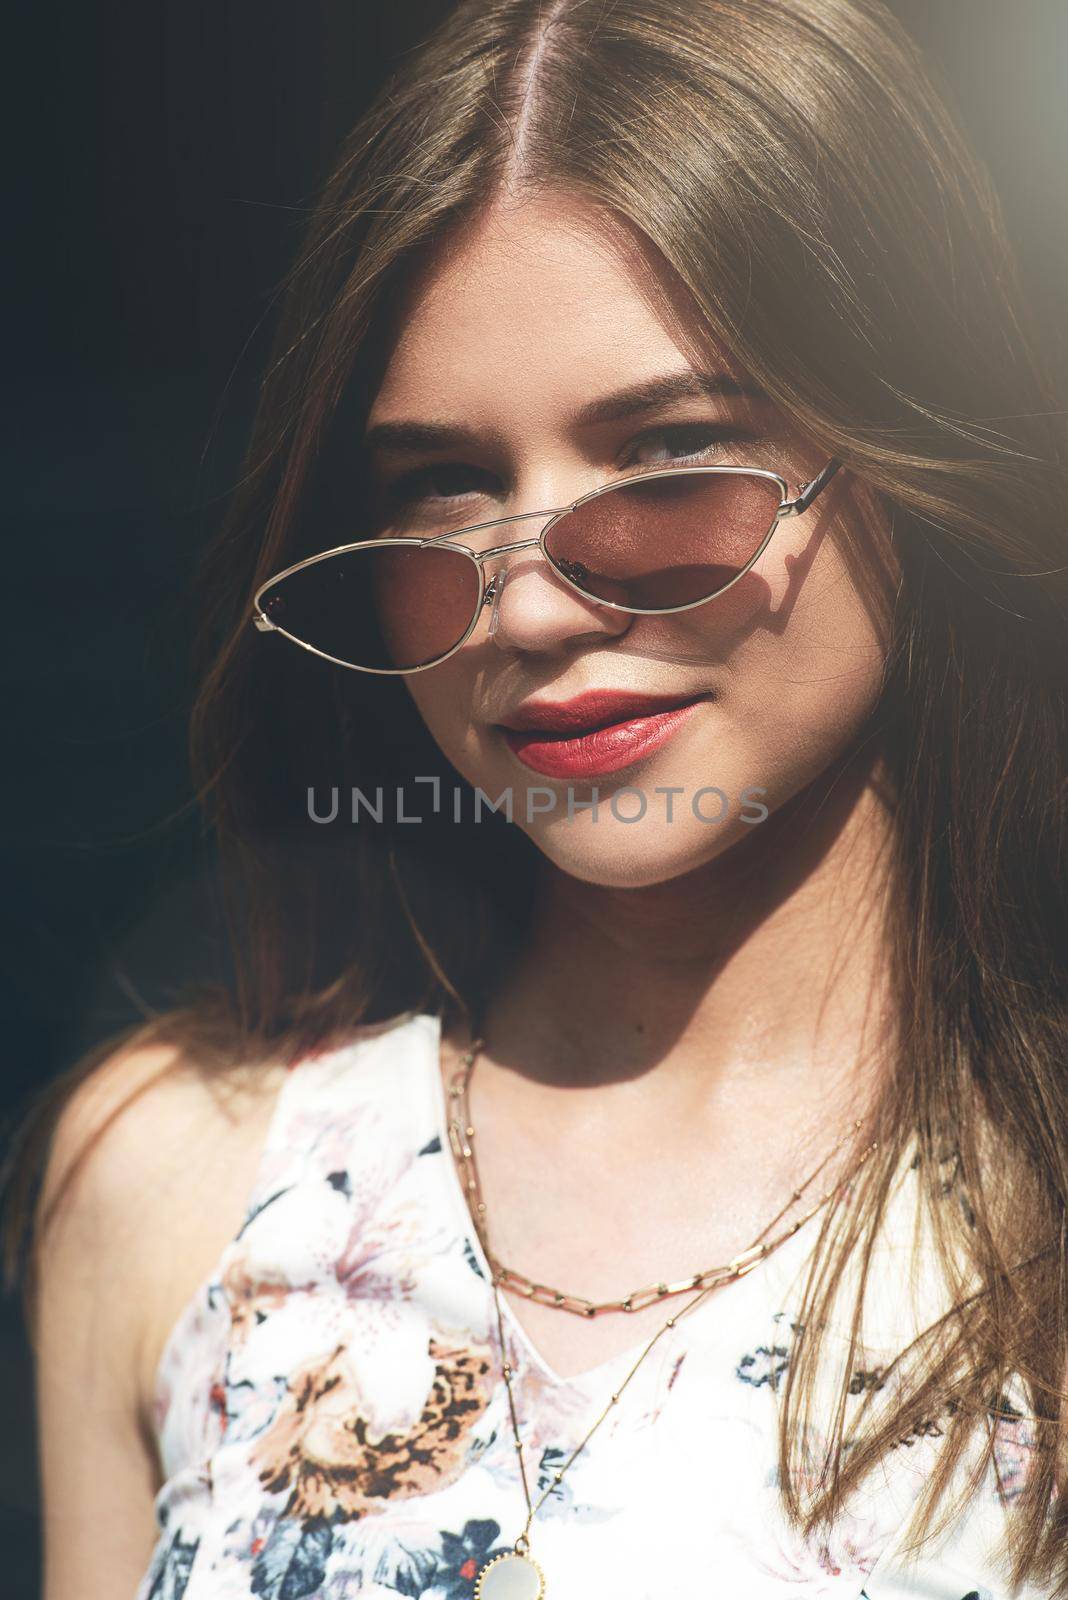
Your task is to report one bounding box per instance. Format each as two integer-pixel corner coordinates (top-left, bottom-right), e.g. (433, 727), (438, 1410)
(787, 458), (842, 516)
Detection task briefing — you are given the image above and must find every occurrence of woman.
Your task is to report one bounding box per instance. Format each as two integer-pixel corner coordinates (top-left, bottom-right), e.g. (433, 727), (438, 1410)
(6, 0), (1066, 1596)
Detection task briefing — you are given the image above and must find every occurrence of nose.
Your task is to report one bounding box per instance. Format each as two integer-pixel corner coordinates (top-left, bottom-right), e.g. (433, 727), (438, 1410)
(479, 531), (632, 656)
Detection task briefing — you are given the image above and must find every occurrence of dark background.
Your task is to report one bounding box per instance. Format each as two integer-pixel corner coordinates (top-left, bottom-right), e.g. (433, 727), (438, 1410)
(4, 3), (1066, 1593)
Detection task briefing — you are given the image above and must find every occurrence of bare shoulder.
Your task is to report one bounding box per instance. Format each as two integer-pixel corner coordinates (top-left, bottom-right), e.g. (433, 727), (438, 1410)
(39, 1031), (284, 1225)
(33, 1031), (287, 1582)
(37, 1031), (288, 1424)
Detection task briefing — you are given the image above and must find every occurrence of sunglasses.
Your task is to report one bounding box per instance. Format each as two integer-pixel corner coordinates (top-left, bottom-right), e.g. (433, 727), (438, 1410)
(251, 458), (841, 674)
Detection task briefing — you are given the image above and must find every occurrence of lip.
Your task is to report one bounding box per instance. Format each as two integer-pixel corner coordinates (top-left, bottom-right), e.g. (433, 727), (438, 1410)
(500, 689), (710, 734)
(498, 690), (711, 779)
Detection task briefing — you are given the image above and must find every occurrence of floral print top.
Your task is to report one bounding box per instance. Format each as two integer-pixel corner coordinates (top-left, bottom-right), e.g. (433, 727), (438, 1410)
(137, 1010), (1049, 1600)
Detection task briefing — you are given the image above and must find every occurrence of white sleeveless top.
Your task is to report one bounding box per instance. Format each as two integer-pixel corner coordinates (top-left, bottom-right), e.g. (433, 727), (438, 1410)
(136, 1010), (1048, 1599)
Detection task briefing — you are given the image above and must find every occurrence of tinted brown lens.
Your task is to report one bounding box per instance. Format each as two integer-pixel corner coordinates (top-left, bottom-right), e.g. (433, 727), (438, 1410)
(543, 471), (784, 608)
(259, 543), (480, 670)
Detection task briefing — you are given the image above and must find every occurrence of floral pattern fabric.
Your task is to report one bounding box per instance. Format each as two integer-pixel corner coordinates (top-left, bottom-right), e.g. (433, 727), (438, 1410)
(137, 1011), (1048, 1599)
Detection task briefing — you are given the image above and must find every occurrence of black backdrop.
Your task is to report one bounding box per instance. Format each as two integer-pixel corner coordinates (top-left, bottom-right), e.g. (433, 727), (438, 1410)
(5, 3), (1066, 1592)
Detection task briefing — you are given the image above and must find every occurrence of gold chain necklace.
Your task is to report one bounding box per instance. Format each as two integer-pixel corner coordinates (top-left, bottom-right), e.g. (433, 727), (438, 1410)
(445, 1036), (878, 1599)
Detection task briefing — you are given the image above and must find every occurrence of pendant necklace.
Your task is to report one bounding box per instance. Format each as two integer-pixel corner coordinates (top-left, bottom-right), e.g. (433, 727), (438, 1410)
(444, 1035), (878, 1599)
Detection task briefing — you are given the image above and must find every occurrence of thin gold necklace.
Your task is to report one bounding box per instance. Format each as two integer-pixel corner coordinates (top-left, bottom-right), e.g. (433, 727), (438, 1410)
(445, 1037), (878, 1600)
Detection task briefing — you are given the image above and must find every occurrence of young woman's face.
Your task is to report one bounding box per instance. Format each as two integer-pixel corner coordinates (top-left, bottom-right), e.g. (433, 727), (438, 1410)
(363, 192), (894, 888)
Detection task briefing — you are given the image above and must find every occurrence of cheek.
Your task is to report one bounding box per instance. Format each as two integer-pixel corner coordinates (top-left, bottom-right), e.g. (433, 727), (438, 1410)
(721, 548), (890, 769)
(402, 659), (478, 760)
(627, 529), (890, 821)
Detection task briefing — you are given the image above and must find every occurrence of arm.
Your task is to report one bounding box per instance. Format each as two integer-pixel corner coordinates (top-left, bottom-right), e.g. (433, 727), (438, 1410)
(32, 1040), (196, 1599)
(31, 1032), (288, 1600)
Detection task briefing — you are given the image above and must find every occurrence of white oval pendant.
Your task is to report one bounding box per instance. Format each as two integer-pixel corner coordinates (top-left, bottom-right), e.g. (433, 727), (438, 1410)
(475, 1550), (546, 1599)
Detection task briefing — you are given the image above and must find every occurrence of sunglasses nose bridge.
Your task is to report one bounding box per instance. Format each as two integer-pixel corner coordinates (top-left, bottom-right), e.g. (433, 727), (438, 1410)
(476, 531), (546, 564)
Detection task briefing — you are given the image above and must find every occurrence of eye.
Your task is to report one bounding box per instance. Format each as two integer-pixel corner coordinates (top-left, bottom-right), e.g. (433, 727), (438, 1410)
(620, 423), (753, 469)
(382, 462), (496, 508)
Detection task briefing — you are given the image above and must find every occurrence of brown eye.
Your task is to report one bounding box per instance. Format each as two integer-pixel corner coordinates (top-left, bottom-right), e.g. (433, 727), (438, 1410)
(386, 463), (496, 506)
(622, 424), (753, 469)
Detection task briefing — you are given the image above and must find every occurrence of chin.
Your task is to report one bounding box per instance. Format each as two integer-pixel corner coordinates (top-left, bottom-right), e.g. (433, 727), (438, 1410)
(525, 811), (757, 889)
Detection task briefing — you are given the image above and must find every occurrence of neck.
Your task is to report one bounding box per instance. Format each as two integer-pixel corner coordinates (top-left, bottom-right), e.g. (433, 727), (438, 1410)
(463, 745), (898, 1158)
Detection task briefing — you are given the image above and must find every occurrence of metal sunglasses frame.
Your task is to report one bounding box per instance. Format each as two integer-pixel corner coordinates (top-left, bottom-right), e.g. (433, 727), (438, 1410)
(252, 457), (842, 675)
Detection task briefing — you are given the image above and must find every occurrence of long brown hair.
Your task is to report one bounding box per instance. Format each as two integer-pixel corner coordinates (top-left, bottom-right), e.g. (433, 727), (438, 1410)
(5, 0), (1067, 1586)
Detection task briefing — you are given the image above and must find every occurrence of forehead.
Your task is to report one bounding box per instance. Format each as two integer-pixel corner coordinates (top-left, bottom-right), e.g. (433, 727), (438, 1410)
(367, 192), (735, 425)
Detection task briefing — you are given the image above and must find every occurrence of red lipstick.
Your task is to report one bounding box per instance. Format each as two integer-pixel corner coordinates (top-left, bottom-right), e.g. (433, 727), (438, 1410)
(498, 690), (710, 779)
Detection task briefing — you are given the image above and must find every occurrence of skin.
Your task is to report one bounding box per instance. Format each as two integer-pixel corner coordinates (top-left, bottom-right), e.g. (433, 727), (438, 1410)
(365, 189), (901, 1376)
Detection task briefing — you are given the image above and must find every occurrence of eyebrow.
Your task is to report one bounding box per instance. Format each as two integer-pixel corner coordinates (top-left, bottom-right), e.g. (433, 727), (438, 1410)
(362, 369), (768, 455)
(574, 370), (768, 425)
